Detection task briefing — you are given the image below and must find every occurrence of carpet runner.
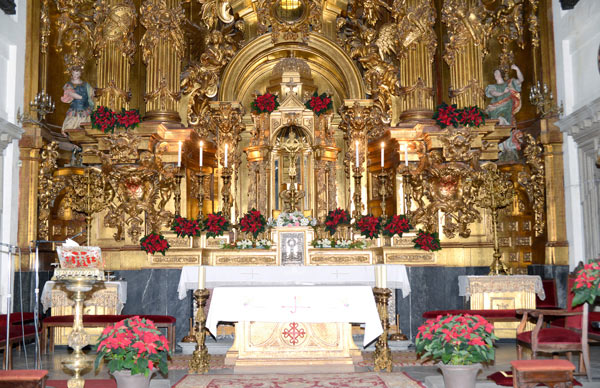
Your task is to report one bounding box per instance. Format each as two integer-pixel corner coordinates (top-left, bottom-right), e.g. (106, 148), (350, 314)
(173, 372), (426, 388)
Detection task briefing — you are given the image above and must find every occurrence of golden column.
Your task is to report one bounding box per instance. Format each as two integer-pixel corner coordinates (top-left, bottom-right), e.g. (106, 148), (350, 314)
(397, 0), (436, 120)
(140, 0), (185, 122)
(442, 0), (486, 108)
(93, 0), (137, 110)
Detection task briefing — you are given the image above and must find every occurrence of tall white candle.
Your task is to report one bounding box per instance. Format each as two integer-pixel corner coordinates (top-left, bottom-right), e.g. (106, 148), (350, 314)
(375, 265), (380, 288)
(355, 140), (359, 167)
(199, 141), (203, 167)
(177, 141), (182, 167)
(198, 266), (206, 289)
(224, 144), (228, 168)
(380, 142), (384, 167)
(381, 265), (387, 288)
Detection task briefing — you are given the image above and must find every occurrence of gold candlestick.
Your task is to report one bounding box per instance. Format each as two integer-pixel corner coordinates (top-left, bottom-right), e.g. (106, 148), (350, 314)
(192, 171), (209, 219)
(174, 168), (184, 216)
(189, 288), (210, 374)
(377, 169), (387, 218)
(221, 167), (233, 220)
(352, 165), (363, 219)
(373, 287), (393, 372)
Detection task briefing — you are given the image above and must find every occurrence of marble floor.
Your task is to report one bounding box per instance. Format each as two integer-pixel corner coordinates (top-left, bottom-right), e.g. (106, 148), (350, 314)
(6, 341), (600, 387)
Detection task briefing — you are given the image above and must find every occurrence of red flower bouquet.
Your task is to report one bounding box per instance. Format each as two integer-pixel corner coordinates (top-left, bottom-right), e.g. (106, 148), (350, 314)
(458, 106), (485, 128)
(171, 215), (202, 238)
(305, 92), (333, 116)
(355, 215), (381, 239)
(324, 208), (350, 235)
(251, 93), (279, 114)
(413, 229), (441, 251)
(572, 260), (600, 307)
(95, 316), (169, 376)
(203, 212), (230, 238)
(416, 314), (498, 365)
(140, 232), (170, 255)
(382, 214), (411, 237)
(239, 209), (267, 239)
(433, 103), (460, 129)
(116, 108), (142, 130)
(91, 106), (117, 133)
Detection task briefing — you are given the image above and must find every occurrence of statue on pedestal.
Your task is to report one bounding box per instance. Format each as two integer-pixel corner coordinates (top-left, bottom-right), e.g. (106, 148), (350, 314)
(485, 64), (524, 126)
(61, 66), (95, 134)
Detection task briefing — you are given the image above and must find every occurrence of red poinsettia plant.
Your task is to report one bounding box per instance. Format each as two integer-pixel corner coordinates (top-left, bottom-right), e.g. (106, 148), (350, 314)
(95, 316), (169, 376)
(116, 108), (142, 130)
(324, 208), (350, 235)
(572, 260), (600, 307)
(413, 229), (441, 251)
(416, 314), (498, 365)
(433, 103), (460, 129)
(140, 232), (169, 255)
(355, 215), (381, 239)
(382, 214), (411, 237)
(239, 209), (268, 239)
(91, 106), (117, 133)
(171, 215), (202, 238)
(305, 92), (333, 116)
(251, 93), (279, 114)
(458, 106), (485, 128)
(203, 211), (230, 238)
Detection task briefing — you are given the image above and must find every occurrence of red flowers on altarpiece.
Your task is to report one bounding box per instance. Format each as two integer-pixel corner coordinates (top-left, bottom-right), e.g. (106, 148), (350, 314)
(324, 208), (350, 235)
(171, 215), (202, 238)
(140, 232), (169, 255)
(203, 212), (230, 238)
(381, 214), (411, 237)
(433, 103), (485, 129)
(355, 215), (381, 239)
(239, 209), (268, 239)
(305, 92), (333, 116)
(91, 106), (141, 133)
(572, 260), (600, 306)
(251, 93), (279, 114)
(412, 229), (441, 252)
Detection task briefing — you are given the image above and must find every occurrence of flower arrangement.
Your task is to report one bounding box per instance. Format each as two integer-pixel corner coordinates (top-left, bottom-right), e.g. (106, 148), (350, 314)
(416, 314), (498, 365)
(324, 208), (350, 235)
(572, 260), (600, 307)
(268, 211), (317, 228)
(239, 209), (268, 239)
(95, 316), (169, 376)
(355, 215), (381, 239)
(413, 229), (441, 251)
(381, 214), (411, 237)
(171, 215), (202, 238)
(91, 106), (142, 133)
(221, 239), (273, 250)
(433, 103), (486, 129)
(251, 93), (279, 114)
(305, 92), (333, 116)
(203, 212), (230, 238)
(140, 232), (169, 255)
(311, 238), (366, 249)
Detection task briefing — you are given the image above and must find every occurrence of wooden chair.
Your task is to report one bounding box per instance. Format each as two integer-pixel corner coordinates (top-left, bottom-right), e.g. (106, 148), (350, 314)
(516, 304), (591, 382)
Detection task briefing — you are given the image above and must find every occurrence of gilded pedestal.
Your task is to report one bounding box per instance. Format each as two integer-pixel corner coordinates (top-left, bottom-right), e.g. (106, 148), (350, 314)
(373, 287), (392, 372)
(189, 288), (210, 374)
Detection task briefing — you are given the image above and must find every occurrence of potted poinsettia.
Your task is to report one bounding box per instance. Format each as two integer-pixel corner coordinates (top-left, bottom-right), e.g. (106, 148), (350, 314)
(239, 209), (268, 239)
(95, 316), (169, 388)
(324, 208), (350, 236)
(572, 260), (600, 307)
(355, 215), (381, 239)
(413, 229), (441, 252)
(251, 93), (279, 114)
(416, 314), (498, 388)
(203, 212), (230, 238)
(305, 92), (333, 116)
(171, 215), (202, 238)
(140, 232), (169, 255)
(381, 214), (411, 237)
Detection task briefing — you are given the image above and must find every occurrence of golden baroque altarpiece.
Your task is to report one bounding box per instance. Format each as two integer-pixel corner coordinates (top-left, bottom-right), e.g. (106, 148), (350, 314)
(18, 0), (567, 275)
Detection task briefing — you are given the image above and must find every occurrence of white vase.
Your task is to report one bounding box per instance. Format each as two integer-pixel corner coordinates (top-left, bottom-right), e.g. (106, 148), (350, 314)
(438, 362), (482, 388)
(111, 369), (155, 388)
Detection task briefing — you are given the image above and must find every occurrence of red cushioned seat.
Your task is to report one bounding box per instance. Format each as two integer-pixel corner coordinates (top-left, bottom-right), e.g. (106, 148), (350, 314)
(422, 309), (517, 320)
(0, 313), (34, 326)
(517, 328), (581, 344)
(0, 325), (39, 341)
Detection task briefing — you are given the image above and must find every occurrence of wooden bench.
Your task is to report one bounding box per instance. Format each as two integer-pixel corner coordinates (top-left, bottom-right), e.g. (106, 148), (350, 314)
(41, 315), (176, 354)
(511, 359), (575, 388)
(0, 370), (48, 388)
(1, 325), (39, 369)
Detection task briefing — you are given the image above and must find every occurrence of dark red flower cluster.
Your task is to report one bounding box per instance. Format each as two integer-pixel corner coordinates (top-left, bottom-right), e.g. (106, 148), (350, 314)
(356, 215), (381, 239)
(91, 106), (117, 134)
(305, 92), (333, 115)
(324, 208), (350, 235)
(433, 103), (486, 129)
(140, 232), (169, 255)
(116, 108), (142, 130)
(203, 212), (230, 238)
(251, 93), (279, 114)
(572, 260), (600, 306)
(239, 209), (267, 239)
(458, 106), (485, 127)
(171, 215), (202, 238)
(382, 214), (411, 237)
(413, 230), (441, 252)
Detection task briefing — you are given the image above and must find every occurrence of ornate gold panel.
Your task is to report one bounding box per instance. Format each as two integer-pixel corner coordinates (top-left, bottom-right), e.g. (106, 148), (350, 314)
(307, 250), (372, 265)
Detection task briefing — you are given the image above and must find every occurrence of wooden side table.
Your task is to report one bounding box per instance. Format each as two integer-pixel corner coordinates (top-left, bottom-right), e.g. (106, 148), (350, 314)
(0, 370), (48, 388)
(511, 359), (575, 388)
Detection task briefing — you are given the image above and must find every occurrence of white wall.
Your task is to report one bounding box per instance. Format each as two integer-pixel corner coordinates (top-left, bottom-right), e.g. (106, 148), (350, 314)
(553, 0), (600, 268)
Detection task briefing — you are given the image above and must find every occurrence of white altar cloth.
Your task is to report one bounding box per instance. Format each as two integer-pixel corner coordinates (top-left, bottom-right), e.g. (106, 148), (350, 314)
(177, 265), (411, 299)
(41, 281), (128, 313)
(206, 286), (383, 347)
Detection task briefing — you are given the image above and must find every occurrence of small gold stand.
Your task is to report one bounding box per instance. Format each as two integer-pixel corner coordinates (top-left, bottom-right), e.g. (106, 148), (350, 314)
(372, 287), (393, 372)
(352, 165), (363, 219)
(221, 167), (233, 220)
(174, 168), (185, 216)
(189, 288), (210, 374)
(192, 171), (209, 219)
(377, 169), (387, 218)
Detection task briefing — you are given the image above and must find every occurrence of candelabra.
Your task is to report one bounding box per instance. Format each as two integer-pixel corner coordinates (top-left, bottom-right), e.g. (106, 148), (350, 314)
(377, 169), (387, 218)
(192, 170), (209, 219)
(352, 166), (363, 219)
(529, 81), (563, 118)
(17, 90), (56, 126)
(373, 287), (393, 372)
(189, 288), (210, 374)
(221, 167), (233, 220)
(174, 168), (184, 216)
(279, 184), (305, 212)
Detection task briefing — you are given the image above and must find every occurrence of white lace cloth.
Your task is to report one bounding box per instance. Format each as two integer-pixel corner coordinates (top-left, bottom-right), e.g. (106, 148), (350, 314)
(41, 281), (127, 313)
(458, 275), (545, 301)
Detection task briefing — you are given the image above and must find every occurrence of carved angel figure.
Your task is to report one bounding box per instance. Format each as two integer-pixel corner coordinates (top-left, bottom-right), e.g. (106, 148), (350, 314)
(485, 64), (524, 126)
(60, 66), (95, 134)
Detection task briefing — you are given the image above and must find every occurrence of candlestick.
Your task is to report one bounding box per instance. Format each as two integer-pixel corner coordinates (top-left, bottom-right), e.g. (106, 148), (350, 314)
(198, 266), (206, 289)
(380, 142), (384, 167)
(355, 140), (359, 167)
(199, 141), (203, 167)
(380, 264), (387, 288)
(224, 144), (228, 168)
(177, 141), (182, 167)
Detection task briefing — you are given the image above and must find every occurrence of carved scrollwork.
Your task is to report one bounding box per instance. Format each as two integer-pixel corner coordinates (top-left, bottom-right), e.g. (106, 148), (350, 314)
(38, 142), (65, 240)
(93, 0), (137, 63)
(256, 0), (323, 43)
(55, 0), (95, 68)
(139, 0), (186, 64)
(517, 134), (545, 237)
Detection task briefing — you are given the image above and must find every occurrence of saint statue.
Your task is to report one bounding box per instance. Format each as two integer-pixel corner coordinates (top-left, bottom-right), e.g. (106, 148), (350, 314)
(485, 64), (524, 126)
(498, 128), (524, 162)
(60, 66), (95, 134)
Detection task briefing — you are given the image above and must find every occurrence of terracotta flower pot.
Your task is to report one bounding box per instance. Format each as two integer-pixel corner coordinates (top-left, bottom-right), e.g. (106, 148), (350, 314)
(438, 362), (482, 388)
(111, 369), (155, 388)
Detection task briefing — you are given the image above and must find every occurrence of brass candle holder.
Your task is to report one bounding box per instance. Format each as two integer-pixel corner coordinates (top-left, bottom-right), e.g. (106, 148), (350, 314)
(189, 288), (210, 374)
(174, 167), (185, 216)
(192, 170), (209, 219)
(352, 165), (363, 219)
(373, 287), (393, 372)
(221, 167), (233, 220)
(377, 169), (387, 218)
